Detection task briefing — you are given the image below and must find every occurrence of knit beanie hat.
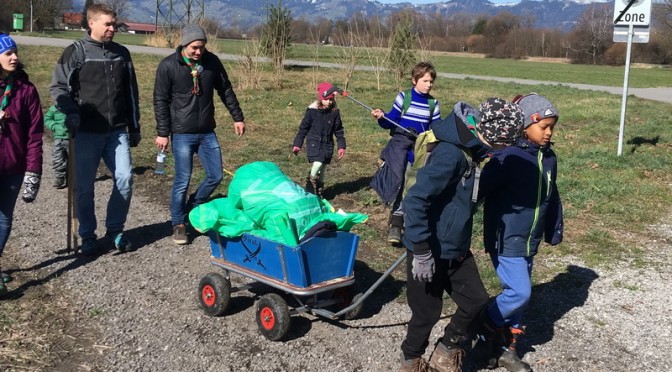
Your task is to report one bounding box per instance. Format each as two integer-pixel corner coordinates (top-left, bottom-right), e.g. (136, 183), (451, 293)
(316, 82), (336, 100)
(477, 97), (524, 145)
(513, 93), (559, 128)
(0, 33), (17, 55)
(181, 24), (207, 47)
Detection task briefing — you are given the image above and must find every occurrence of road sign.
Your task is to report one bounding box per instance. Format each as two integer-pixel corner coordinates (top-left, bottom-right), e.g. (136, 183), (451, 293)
(613, 0), (652, 26)
(613, 24), (650, 43)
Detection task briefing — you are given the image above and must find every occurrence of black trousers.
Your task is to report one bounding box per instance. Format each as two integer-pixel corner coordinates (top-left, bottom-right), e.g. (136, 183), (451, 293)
(401, 250), (489, 359)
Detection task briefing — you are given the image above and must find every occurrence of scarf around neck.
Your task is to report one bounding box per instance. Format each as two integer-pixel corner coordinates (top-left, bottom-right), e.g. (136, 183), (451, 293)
(181, 50), (201, 96)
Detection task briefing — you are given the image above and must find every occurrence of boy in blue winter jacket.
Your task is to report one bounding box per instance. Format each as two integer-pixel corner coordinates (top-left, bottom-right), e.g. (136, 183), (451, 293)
(398, 98), (524, 372)
(476, 93), (564, 372)
(370, 62), (441, 245)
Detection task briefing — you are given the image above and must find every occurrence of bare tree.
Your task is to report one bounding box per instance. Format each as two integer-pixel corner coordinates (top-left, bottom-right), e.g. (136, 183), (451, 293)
(361, 16), (389, 91)
(567, 4), (613, 64)
(260, 1), (292, 88)
(101, 0), (130, 21)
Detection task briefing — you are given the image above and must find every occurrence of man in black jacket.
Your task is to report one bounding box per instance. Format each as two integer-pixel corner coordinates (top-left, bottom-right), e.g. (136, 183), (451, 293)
(50, 4), (141, 255)
(153, 24), (245, 245)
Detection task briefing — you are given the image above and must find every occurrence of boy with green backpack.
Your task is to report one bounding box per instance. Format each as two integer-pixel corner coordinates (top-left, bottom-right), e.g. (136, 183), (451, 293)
(370, 61), (440, 245)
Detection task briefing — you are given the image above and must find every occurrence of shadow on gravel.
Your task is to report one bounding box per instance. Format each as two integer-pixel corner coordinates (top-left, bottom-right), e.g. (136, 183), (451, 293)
(352, 258), (407, 319)
(520, 265), (599, 354)
(3, 252), (103, 300)
(120, 220), (173, 251)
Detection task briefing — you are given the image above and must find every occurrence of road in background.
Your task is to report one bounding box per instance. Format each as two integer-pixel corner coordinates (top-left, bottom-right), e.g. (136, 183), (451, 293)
(14, 35), (672, 104)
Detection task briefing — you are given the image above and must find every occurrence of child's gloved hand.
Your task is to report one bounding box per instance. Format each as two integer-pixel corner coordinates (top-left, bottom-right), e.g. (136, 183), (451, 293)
(337, 148), (345, 159)
(411, 250), (435, 282)
(22, 172), (41, 203)
(292, 146), (300, 155)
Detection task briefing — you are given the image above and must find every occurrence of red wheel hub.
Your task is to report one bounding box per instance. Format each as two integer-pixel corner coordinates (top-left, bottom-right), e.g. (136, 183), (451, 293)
(259, 307), (275, 330)
(202, 285), (216, 307)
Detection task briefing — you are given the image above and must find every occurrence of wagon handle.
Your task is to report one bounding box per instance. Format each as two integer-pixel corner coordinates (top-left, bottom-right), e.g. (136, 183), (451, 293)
(331, 250), (408, 319)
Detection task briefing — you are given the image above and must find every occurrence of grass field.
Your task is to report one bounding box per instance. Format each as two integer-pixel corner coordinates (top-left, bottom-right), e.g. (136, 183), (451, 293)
(1, 34), (671, 371)
(20, 30), (672, 88)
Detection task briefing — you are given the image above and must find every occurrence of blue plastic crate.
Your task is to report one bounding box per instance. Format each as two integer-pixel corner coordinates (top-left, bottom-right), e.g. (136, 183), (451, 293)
(208, 231), (359, 288)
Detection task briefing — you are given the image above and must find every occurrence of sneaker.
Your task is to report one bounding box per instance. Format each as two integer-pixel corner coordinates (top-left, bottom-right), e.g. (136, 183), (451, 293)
(173, 224), (188, 245)
(428, 343), (465, 372)
(387, 226), (402, 244)
(107, 231), (132, 252)
(80, 237), (101, 256)
(399, 353), (428, 372)
(53, 176), (67, 189)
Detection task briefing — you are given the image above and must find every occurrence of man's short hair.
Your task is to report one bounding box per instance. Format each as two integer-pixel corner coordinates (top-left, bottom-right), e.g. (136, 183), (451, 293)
(87, 4), (117, 22)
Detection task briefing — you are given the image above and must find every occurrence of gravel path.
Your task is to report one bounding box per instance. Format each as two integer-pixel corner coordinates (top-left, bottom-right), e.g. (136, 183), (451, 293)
(4, 144), (671, 372)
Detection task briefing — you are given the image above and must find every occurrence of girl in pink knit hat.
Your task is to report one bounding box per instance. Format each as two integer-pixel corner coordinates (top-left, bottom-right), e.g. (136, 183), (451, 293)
(291, 82), (346, 198)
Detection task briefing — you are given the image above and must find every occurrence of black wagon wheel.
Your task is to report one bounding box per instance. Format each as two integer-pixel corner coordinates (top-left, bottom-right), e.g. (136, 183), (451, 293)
(256, 293), (291, 341)
(332, 285), (364, 320)
(198, 272), (231, 317)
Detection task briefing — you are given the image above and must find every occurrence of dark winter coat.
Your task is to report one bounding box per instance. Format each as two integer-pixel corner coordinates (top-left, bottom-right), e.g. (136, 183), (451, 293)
(154, 47), (244, 136)
(50, 33), (140, 134)
(292, 101), (345, 164)
(402, 102), (490, 260)
(0, 70), (44, 176)
(479, 138), (564, 257)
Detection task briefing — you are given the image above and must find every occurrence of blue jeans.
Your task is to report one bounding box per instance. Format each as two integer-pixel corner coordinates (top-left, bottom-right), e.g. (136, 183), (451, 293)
(486, 254), (534, 328)
(75, 129), (133, 239)
(170, 132), (223, 226)
(0, 175), (23, 256)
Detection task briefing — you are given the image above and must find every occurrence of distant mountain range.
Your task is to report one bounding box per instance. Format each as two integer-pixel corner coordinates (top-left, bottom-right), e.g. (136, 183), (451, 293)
(74, 0), (610, 32)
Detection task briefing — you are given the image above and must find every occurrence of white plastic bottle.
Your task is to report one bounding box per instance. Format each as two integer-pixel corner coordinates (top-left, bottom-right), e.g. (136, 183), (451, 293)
(155, 150), (166, 175)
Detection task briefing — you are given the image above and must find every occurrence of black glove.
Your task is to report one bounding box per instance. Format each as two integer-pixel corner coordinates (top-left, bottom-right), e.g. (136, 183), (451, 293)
(129, 132), (141, 148)
(22, 172), (41, 203)
(65, 114), (80, 138)
(411, 250), (435, 282)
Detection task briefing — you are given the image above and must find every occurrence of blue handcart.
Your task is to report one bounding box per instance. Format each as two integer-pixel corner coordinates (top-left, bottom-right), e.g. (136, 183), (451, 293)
(198, 230), (407, 341)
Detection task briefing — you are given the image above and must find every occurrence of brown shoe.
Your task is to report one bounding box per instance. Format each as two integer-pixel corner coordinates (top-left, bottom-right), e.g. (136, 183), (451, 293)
(173, 224), (188, 245)
(428, 343), (464, 372)
(398, 353), (428, 372)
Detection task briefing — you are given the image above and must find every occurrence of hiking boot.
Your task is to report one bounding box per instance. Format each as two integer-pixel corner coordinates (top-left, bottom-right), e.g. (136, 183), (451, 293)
(173, 224), (188, 245)
(471, 333), (498, 369)
(306, 175), (321, 198)
(53, 176), (67, 189)
(80, 237), (102, 256)
(428, 342), (465, 372)
(496, 327), (531, 372)
(107, 231), (132, 252)
(398, 352), (428, 372)
(387, 225), (402, 244)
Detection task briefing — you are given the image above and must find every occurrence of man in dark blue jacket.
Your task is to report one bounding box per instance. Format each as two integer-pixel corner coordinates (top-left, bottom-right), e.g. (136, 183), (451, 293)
(153, 24), (245, 245)
(398, 99), (525, 372)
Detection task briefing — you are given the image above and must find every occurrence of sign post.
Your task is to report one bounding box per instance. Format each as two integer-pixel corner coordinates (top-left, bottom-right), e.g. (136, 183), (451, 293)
(613, 0), (652, 156)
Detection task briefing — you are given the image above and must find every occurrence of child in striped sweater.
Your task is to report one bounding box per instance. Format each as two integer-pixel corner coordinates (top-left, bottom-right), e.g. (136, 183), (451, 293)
(370, 61), (441, 245)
